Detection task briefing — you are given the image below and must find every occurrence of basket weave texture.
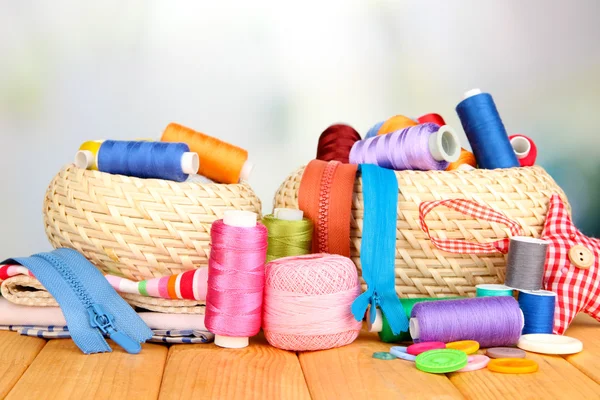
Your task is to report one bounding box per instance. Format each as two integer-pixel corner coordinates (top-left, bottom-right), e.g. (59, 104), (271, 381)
(44, 166), (262, 281)
(274, 166), (569, 298)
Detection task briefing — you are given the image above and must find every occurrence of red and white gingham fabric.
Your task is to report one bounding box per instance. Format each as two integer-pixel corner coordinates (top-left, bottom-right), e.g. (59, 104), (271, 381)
(419, 198), (523, 255)
(419, 195), (600, 334)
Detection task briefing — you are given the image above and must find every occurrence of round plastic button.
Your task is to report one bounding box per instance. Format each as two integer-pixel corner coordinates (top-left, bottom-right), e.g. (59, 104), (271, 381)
(446, 340), (480, 355)
(517, 334), (583, 355)
(372, 351), (395, 360)
(407, 341), (446, 356)
(486, 347), (526, 359)
(458, 355), (490, 372)
(568, 245), (594, 269)
(488, 358), (538, 374)
(415, 349), (468, 374)
(390, 346), (417, 361)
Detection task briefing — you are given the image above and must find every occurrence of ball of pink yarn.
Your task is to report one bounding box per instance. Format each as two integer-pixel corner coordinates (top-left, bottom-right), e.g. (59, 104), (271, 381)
(263, 253), (362, 351)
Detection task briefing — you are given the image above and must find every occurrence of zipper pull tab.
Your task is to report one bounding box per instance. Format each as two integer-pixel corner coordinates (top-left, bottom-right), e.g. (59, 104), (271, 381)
(88, 304), (142, 354)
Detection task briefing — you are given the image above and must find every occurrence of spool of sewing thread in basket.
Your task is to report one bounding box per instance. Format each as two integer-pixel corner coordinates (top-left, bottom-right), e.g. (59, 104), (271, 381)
(316, 124), (361, 164)
(476, 284), (514, 297)
(377, 115), (418, 136)
(446, 149), (477, 171)
(349, 123), (460, 171)
(417, 113), (446, 126)
(509, 134), (537, 167)
(262, 209), (313, 262)
(161, 122), (254, 184)
(365, 120), (385, 139)
(456, 89), (520, 169)
(262, 254), (362, 351)
(205, 210), (267, 348)
(505, 237), (549, 291)
(518, 290), (556, 334)
(410, 297), (524, 348)
(367, 297), (462, 343)
(74, 140), (199, 182)
(78, 140), (103, 170)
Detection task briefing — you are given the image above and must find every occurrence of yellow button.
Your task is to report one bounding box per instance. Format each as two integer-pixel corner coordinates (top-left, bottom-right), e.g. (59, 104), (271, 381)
(568, 245), (595, 269)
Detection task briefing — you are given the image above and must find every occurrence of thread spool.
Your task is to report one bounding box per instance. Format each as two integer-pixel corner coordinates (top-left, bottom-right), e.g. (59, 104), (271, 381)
(349, 123), (460, 171)
(509, 135), (537, 167)
(316, 124), (361, 164)
(476, 284), (514, 297)
(263, 254), (362, 351)
(262, 209), (313, 262)
(410, 297), (524, 348)
(77, 140), (103, 170)
(367, 297), (462, 343)
(161, 123), (254, 184)
(417, 113), (446, 126)
(456, 89), (520, 169)
(518, 290), (556, 334)
(377, 115), (418, 136)
(505, 237), (549, 291)
(446, 149), (477, 171)
(365, 120), (385, 139)
(205, 210), (267, 348)
(74, 140), (199, 182)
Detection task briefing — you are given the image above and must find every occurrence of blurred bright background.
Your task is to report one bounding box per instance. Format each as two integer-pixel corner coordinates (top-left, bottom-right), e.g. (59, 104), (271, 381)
(1, 0), (599, 255)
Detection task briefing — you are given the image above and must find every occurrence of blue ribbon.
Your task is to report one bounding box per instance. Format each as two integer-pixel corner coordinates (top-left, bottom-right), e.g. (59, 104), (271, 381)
(351, 164), (408, 334)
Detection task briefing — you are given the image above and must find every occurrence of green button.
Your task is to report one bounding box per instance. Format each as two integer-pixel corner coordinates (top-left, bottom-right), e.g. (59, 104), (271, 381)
(416, 349), (468, 373)
(372, 352), (395, 360)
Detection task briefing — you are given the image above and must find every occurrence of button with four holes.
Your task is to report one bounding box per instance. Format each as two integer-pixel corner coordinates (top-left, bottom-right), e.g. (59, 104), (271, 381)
(568, 245), (594, 269)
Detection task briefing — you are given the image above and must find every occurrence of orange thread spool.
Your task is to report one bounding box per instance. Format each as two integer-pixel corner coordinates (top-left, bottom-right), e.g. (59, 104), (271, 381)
(161, 123), (252, 184)
(377, 115), (418, 135)
(446, 149), (477, 171)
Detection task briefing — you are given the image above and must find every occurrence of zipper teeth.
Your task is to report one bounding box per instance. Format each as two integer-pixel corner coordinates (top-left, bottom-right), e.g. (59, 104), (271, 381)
(317, 161), (339, 253)
(42, 253), (94, 308)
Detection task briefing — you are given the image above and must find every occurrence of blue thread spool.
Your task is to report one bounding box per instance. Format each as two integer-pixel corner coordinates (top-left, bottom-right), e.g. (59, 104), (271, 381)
(476, 284), (514, 297)
(365, 120), (385, 139)
(75, 140), (199, 182)
(518, 290), (556, 334)
(456, 89), (520, 169)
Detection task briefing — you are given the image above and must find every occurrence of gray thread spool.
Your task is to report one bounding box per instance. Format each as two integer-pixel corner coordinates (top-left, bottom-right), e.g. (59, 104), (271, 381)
(505, 237), (549, 290)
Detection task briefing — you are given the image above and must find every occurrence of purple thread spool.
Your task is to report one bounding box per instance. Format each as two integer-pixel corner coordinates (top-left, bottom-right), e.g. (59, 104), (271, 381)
(410, 297), (524, 348)
(348, 123), (460, 171)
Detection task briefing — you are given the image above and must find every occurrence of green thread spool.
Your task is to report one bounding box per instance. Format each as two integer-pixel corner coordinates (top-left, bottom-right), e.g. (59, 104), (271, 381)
(476, 284), (514, 297)
(262, 209), (313, 262)
(371, 297), (462, 343)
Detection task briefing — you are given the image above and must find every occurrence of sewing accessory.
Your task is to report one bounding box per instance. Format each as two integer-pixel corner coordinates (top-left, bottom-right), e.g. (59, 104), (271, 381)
(415, 349), (468, 374)
(407, 342), (446, 356)
(351, 165), (407, 334)
(517, 334), (583, 355)
(77, 140), (103, 170)
(75, 140), (199, 182)
(263, 254), (361, 351)
(458, 355), (490, 372)
(505, 237), (549, 291)
(205, 211), (267, 348)
(446, 340), (480, 355)
(262, 210), (313, 262)
(509, 134), (537, 167)
(365, 120), (385, 139)
(105, 269), (208, 301)
(298, 160), (357, 256)
(389, 346), (417, 361)
(518, 290), (556, 334)
(349, 123), (460, 171)
(373, 352), (396, 360)
(417, 113), (446, 126)
(456, 88), (520, 169)
(486, 347), (526, 359)
(316, 124), (361, 164)
(487, 358), (539, 374)
(410, 297), (524, 348)
(161, 122), (254, 183)
(446, 149), (477, 171)
(476, 284), (514, 297)
(376, 115), (418, 136)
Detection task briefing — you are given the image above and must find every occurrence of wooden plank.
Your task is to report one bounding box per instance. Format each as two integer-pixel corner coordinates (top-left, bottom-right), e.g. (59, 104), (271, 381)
(159, 334), (311, 400)
(0, 332), (46, 398)
(564, 313), (600, 384)
(6, 339), (168, 400)
(299, 331), (464, 400)
(448, 350), (600, 400)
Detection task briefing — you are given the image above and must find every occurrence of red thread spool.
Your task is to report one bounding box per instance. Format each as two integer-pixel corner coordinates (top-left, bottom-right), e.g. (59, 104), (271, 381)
(417, 113), (446, 126)
(509, 135), (537, 167)
(316, 124), (361, 164)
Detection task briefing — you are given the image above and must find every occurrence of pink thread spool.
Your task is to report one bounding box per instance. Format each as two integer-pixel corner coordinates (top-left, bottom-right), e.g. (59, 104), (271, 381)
(205, 210), (267, 349)
(263, 254), (362, 351)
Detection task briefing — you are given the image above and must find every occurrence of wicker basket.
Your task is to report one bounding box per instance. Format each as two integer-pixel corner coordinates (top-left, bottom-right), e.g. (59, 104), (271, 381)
(274, 166), (569, 297)
(44, 166), (262, 281)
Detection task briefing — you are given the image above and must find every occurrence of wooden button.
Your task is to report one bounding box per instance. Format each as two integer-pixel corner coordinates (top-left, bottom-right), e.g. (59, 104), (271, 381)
(568, 245), (595, 269)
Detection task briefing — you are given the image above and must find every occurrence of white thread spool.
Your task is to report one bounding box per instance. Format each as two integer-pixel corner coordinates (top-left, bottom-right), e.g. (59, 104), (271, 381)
(214, 210), (258, 349)
(74, 149), (199, 175)
(273, 208), (304, 221)
(428, 125), (461, 163)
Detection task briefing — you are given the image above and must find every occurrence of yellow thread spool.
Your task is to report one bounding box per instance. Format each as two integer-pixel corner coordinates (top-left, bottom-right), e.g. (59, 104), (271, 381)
(77, 141), (103, 170)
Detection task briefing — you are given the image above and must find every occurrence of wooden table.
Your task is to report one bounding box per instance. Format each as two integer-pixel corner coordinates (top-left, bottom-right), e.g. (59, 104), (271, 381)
(1, 315), (598, 399)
